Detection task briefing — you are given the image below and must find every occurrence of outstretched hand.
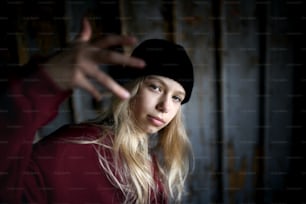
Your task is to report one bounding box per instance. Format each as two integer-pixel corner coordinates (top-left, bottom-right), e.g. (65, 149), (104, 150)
(44, 18), (145, 100)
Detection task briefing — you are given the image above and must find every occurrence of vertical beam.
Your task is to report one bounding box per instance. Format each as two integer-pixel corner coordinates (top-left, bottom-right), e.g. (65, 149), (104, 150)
(264, 0), (294, 202)
(175, 0), (218, 203)
(255, 1), (267, 203)
(212, 0), (224, 202)
(221, 0), (260, 203)
(288, 1), (306, 203)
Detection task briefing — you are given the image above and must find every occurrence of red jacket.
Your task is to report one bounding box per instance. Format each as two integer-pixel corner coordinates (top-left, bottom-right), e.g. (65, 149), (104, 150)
(0, 65), (167, 203)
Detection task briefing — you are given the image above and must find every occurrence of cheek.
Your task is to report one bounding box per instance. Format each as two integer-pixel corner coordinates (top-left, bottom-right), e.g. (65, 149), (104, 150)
(133, 90), (154, 110)
(166, 107), (180, 123)
(133, 95), (145, 110)
(170, 112), (177, 120)
(131, 94), (151, 118)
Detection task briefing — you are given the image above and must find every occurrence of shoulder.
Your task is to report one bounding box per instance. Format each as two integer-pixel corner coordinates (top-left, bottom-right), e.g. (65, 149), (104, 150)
(32, 123), (114, 162)
(34, 123), (112, 148)
(53, 123), (102, 138)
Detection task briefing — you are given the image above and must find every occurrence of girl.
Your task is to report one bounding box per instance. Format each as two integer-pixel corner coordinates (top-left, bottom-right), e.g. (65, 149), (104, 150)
(0, 19), (194, 204)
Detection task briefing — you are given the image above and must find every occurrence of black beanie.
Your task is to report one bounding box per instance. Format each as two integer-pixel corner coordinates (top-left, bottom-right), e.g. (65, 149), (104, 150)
(110, 39), (194, 104)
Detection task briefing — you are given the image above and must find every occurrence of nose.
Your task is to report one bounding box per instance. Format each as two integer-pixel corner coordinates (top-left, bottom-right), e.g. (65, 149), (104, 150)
(156, 96), (170, 113)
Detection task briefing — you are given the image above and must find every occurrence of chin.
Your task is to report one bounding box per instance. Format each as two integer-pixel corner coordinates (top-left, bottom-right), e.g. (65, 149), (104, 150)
(145, 130), (157, 135)
(145, 127), (160, 135)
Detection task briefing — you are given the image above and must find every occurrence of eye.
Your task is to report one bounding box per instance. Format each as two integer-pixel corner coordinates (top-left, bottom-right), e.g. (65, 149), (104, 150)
(173, 95), (183, 103)
(149, 84), (162, 92)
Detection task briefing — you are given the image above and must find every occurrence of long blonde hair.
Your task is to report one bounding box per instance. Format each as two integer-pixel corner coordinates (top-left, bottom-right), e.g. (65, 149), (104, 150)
(88, 77), (192, 203)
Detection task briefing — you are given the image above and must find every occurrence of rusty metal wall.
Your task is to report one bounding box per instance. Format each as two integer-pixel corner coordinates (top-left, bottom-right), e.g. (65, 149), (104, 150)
(2, 0), (305, 203)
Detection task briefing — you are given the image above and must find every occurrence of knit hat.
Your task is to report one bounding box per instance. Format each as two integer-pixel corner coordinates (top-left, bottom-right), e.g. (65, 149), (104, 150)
(110, 39), (194, 104)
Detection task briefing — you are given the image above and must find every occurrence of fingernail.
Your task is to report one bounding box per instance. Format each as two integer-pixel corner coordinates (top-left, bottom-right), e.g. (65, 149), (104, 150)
(122, 91), (131, 99)
(138, 60), (146, 67)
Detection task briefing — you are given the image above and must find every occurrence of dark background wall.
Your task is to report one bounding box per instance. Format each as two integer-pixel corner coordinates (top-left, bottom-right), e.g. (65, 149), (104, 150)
(0, 0), (305, 203)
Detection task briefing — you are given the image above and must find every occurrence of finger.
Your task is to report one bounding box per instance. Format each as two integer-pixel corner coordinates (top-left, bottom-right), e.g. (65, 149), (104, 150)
(76, 73), (103, 100)
(94, 35), (138, 49)
(82, 65), (130, 99)
(75, 17), (92, 42)
(94, 71), (131, 100)
(96, 50), (145, 68)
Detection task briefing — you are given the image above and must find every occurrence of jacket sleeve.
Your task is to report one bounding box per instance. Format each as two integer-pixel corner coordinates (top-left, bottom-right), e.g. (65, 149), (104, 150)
(0, 60), (71, 203)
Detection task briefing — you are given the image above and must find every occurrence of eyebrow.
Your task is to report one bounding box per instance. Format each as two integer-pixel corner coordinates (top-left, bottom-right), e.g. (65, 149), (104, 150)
(146, 76), (186, 96)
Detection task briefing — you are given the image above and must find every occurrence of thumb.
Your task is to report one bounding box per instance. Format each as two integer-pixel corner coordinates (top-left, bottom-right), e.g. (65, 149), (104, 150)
(75, 17), (92, 42)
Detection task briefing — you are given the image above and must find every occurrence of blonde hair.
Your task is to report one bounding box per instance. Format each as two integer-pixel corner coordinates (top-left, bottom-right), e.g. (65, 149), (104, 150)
(82, 77), (192, 203)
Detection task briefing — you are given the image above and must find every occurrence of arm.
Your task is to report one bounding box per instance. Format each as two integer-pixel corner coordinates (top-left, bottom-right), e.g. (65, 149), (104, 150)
(0, 61), (70, 203)
(0, 18), (145, 203)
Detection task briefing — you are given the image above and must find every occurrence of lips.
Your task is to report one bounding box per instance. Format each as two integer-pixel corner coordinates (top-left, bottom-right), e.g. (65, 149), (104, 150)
(147, 115), (165, 127)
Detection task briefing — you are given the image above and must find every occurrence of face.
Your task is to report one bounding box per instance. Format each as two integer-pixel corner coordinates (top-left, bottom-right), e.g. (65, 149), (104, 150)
(131, 75), (185, 135)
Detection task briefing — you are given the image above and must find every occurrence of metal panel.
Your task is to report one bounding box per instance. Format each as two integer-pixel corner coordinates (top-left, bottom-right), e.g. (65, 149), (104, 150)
(174, 0), (218, 203)
(264, 0), (293, 202)
(221, 1), (260, 203)
(120, 0), (165, 43)
(12, 2), (72, 137)
(6, 0), (303, 203)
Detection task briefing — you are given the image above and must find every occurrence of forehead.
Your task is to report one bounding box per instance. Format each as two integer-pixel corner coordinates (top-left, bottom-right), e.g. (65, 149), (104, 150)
(145, 75), (185, 94)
